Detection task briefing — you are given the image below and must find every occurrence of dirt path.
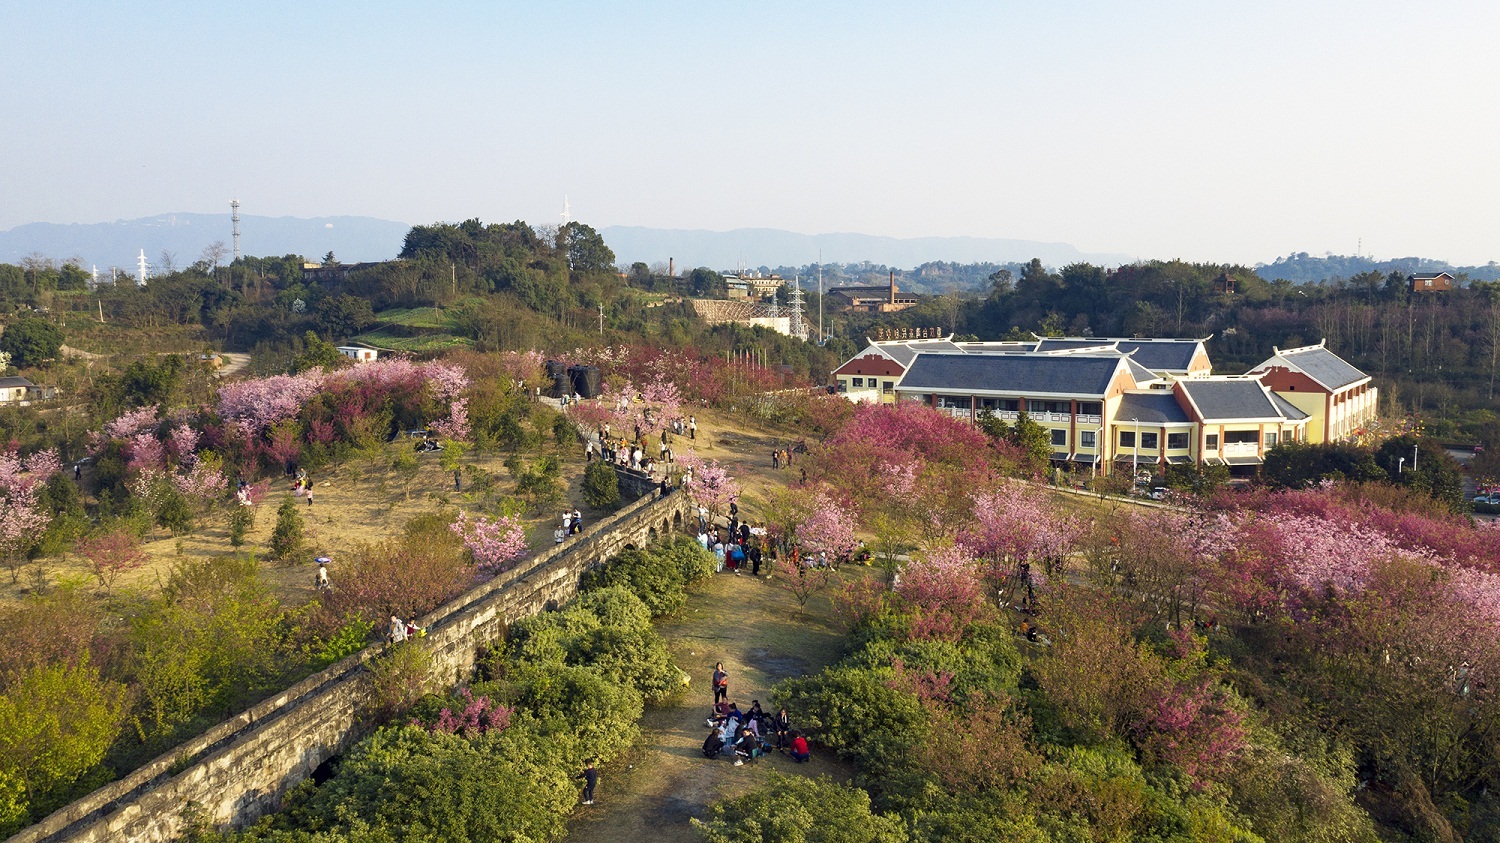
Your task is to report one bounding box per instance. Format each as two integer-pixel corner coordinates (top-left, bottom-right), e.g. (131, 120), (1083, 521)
(565, 566), (866, 842)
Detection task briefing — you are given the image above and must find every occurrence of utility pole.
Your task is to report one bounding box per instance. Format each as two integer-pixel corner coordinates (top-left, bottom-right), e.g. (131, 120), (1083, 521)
(817, 251), (823, 344)
(230, 199), (241, 261)
(598, 303), (604, 335)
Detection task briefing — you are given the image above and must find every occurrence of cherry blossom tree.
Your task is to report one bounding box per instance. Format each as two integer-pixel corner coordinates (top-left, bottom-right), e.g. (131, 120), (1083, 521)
(0, 448), (60, 583)
(677, 450), (740, 517)
(102, 404), (161, 441)
(75, 527), (148, 593)
(796, 489), (858, 561)
(896, 545), (992, 639)
(449, 511), (528, 573)
(217, 373), (325, 438)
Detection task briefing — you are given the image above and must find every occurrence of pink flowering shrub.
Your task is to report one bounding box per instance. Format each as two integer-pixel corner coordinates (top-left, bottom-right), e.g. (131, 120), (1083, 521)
(449, 511), (528, 573)
(417, 688), (513, 737)
(961, 485), (1079, 578)
(1133, 677), (1247, 786)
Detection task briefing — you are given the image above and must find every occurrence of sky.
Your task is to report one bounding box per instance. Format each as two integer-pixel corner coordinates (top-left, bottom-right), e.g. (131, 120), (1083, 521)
(2, 0), (1498, 266)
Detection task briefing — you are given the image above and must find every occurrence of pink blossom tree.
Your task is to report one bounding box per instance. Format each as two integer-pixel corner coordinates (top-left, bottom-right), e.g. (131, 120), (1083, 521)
(677, 450), (740, 517)
(896, 545), (993, 639)
(75, 527), (148, 593)
(102, 404), (161, 441)
(0, 448), (60, 583)
(796, 489), (858, 561)
(449, 511), (528, 573)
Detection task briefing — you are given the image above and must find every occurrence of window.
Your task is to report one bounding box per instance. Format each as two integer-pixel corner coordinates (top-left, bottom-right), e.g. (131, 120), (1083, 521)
(1119, 431), (1136, 448)
(999, 399), (1021, 412)
(1051, 429), (1067, 447)
(851, 377), (864, 387)
(883, 381), (894, 393)
(1141, 432), (1159, 449)
(1078, 402), (1102, 416)
(1265, 432), (1278, 447)
(1027, 400), (1068, 414)
(1206, 434), (1219, 448)
(1081, 430), (1097, 448)
(1167, 432), (1189, 450)
(1224, 430), (1259, 444)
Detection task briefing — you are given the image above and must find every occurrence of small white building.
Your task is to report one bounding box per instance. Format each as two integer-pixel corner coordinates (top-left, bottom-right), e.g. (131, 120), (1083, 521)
(337, 346), (380, 363)
(0, 376), (33, 403)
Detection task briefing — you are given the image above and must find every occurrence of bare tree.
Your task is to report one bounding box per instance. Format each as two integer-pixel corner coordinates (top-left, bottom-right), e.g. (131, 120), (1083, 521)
(156, 250), (178, 275)
(200, 241), (228, 269)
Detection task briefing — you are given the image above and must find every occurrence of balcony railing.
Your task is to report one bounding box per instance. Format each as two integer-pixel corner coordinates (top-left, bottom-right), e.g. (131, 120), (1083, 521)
(1222, 442), (1259, 457)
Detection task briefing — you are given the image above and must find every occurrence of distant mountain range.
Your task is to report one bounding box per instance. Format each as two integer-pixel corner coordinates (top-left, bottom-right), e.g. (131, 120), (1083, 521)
(0, 214), (1130, 274)
(599, 226), (1132, 272)
(5, 214), (1496, 285)
(0, 213), (412, 270)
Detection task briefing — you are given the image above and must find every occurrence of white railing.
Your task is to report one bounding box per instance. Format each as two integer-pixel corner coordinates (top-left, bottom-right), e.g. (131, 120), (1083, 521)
(938, 406), (973, 419)
(1222, 442), (1259, 457)
(1077, 414), (1102, 425)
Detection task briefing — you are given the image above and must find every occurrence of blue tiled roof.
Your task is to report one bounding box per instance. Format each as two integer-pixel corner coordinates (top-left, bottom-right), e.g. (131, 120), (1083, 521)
(1036, 338), (1203, 372)
(1117, 392), (1191, 424)
(1180, 379), (1299, 421)
(1273, 346), (1368, 391)
(899, 353), (1126, 396)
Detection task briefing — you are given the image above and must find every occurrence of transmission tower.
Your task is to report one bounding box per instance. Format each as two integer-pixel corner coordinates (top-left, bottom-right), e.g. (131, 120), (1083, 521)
(788, 275), (807, 341)
(231, 199), (241, 260)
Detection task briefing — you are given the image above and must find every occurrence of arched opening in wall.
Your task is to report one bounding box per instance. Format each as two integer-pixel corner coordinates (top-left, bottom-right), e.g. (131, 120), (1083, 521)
(624, 544), (638, 551)
(648, 526), (658, 543)
(311, 755), (340, 785)
(661, 518), (669, 535)
(673, 510), (683, 531)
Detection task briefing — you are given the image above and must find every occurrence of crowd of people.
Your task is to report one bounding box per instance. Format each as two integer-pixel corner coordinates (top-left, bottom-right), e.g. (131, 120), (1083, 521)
(701, 662), (810, 765)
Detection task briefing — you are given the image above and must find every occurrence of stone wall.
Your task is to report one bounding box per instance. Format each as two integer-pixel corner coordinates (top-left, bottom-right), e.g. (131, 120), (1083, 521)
(8, 491), (692, 843)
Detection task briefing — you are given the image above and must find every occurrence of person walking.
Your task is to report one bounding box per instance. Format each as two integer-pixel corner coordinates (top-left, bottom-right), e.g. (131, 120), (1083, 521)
(315, 557), (331, 591)
(571, 508), (583, 535)
(689, 416), (697, 440)
(562, 510), (572, 535)
(712, 661), (729, 705)
(578, 760), (598, 805)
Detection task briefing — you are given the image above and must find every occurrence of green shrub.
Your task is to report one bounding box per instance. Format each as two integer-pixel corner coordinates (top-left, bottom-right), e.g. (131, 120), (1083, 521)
(365, 642), (437, 724)
(507, 586), (678, 701)
(228, 505), (254, 548)
(581, 458), (621, 511)
(579, 537), (713, 617)
(153, 487), (195, 536)
(773, 665), (927, 778)
(693, 773), (907, 843)
(268, 496), (304, 563)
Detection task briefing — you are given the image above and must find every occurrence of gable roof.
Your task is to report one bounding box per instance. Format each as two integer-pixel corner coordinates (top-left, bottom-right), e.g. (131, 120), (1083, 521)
(1034, 337), (1206, 373)
(1116, 392), (1191, 425)
(880, 340), (963, 368)
(0, 376), (36, 389)
(1256, 341), (1369, 391)
(898, 353), (1131, 397)
(1178, 378), (1307, 422)
(1409, 272), (1454, 281)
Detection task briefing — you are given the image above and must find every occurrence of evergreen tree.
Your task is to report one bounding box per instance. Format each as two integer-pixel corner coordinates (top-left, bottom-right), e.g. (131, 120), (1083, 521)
(269, 496), (304, 562)
(582, 459), (621, 511)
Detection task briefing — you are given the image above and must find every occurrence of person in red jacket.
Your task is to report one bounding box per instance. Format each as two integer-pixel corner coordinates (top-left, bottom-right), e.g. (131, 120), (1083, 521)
(788, 731), (810, 763)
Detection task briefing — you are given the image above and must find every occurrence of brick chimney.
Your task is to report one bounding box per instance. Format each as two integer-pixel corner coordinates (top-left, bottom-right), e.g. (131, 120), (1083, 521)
(889, 271), (896, 305)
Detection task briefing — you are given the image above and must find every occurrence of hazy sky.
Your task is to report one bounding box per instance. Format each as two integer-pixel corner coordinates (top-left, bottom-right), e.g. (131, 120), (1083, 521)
(3, 1), (1497, 266)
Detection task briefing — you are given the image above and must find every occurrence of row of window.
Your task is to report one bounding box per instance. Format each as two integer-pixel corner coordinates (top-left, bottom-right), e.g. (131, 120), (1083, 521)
(1044, 430), (1282, 451)
(848, 377), (894, 392)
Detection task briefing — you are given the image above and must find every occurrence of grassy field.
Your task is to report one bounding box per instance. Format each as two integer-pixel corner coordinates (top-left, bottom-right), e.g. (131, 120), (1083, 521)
(0, 437), (603, 608)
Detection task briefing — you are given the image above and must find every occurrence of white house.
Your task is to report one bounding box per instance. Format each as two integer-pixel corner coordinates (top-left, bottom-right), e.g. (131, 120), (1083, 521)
(337, 346), (381, 363)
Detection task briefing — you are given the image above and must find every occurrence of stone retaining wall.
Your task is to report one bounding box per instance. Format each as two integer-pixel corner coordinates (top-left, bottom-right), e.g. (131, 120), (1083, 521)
(8, 491), (692, 843)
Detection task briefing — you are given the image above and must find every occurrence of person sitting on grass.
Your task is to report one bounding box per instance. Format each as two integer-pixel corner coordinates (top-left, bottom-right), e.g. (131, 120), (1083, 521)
(733, 726), (760, 766)
(773, 706), (792, 749)
(788, 731), (810, 763)
(702, 727), (726, 759)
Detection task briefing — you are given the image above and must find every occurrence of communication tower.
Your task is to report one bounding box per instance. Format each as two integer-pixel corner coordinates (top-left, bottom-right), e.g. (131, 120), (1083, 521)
(231, 199), (241, 260)
(136, 250), (149, 286)
(788, 276), (807, 341)
(560, 196), (572, 225)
